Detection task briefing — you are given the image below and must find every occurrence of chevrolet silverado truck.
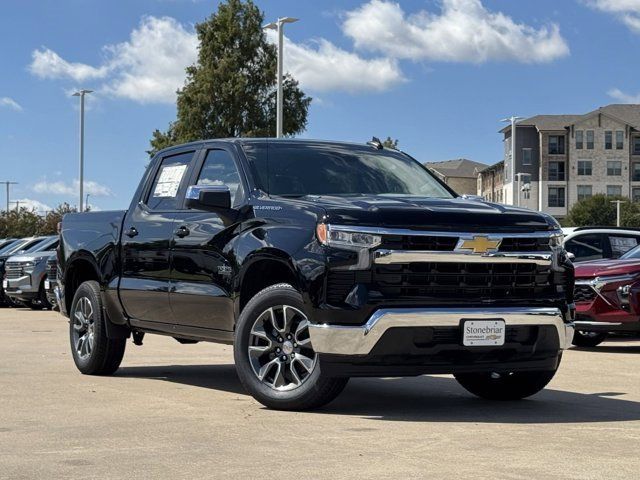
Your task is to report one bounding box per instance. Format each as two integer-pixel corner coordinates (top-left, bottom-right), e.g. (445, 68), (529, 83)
(58, 139), (575, 410)
(573, 244), (640, 347)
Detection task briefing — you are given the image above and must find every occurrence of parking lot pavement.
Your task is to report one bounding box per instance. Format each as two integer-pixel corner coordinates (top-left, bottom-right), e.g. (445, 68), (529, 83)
(0, 310), (639, 480)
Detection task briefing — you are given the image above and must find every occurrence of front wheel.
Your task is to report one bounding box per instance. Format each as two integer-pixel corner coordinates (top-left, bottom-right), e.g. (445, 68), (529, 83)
(69, 281), (126, 375)
(572, 330), (607, 348)
(234, 284), (348, 410)
(454, 363), (559, 400)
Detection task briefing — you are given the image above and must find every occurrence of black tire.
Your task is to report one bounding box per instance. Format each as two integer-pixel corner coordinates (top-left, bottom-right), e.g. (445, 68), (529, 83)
(69, 281), (126, 375)
(454, 360), (560, 401)
(572, 330), (607, 347)
(234, 283), (348, 411)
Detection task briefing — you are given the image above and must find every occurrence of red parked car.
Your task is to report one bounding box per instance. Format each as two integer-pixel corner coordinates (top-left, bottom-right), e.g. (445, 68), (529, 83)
(573, 244), (640, 347)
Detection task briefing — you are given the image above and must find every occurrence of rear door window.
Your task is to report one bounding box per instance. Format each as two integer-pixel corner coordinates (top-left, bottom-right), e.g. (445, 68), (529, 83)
(608, 235), (639, 258)
(565, 233), (605, 262)
(146, 151), (194, 210)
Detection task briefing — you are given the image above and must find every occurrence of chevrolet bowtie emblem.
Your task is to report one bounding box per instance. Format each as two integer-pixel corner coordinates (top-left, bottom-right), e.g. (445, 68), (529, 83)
(457, 236), (501, 254)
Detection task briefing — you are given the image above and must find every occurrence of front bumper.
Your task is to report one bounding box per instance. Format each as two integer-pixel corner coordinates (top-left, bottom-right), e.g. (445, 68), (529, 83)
(309, 307), (573, 355)
(3, 275), (40, 300)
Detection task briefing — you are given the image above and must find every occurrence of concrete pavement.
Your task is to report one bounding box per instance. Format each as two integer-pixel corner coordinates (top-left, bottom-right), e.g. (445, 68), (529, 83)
(1, 308), (639, 479)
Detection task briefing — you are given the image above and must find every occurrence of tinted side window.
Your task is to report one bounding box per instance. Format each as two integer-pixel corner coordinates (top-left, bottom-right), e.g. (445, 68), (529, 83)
(609, 235), (639, 258)
(146, 152), (194, 210)
(196, 150), (243, 206)
(565, 234), (604, 262)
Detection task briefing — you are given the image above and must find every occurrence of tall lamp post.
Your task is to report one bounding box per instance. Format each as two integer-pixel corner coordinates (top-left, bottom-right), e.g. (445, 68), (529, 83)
(72, 89), (93, 212)
(85, 193), (91, 212)
(611, 200), (627, 227)
(1, 181), (18, 213)
(501, 115), (523, 206)
(263, 17), (298, 138)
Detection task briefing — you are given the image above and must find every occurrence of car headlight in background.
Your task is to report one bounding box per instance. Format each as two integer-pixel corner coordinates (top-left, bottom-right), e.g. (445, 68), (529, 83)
(21, 261), (37, 273)
(316, 224), (382, 250)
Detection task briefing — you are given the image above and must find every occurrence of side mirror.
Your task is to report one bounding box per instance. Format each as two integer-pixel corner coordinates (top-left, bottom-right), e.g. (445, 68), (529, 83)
(185, 185), (231, 211)
(566, 252), (576, 261)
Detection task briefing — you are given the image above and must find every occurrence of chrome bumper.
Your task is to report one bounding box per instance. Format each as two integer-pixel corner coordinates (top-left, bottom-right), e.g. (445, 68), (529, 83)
(308, 307), (574, 355)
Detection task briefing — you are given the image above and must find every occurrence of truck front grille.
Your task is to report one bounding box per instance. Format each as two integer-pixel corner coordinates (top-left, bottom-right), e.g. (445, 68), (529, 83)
(574, 284), (596, 303)
(380, 234), (551, 252)
(373, 262), (556, 300)
(46, 258), (57, 280)
(5, 262), (24, 280)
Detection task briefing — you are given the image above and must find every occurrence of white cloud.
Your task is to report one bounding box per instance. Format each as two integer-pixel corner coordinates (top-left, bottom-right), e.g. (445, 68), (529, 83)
(608, 88), (640, 103)
(585, 0), (640, 32)
(342, 0), (569, 63)
(33, 179), (113, 197)
(266, 31), (403, 93)
(30, 48), (108, 82)
(14, 198), (53, 213)
(0, 97), (23, 111)
(29, 16), (197, 104)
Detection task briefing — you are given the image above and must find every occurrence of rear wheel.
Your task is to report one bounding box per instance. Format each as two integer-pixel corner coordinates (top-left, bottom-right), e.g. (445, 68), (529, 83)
(454, 362), (560, 400)
(234, 284), (348, 410)
(69, 281), (126, 375)
(572, 330), (607, 347)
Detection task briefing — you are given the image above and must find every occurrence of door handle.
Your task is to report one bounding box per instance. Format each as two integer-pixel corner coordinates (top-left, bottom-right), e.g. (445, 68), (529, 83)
(125, 226), (139, 238)
(174, 225), (190, 238)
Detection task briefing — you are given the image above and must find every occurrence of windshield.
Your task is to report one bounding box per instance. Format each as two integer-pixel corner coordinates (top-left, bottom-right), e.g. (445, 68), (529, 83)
(0, 239), (24, 256)
(621, 244), (640, 259)
(25, 237), (57, 253)
(243, 142), (453, 198)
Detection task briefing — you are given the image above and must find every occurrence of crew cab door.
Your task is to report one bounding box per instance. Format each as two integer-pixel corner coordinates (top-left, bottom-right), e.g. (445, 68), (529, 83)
(169, 146), (247, 331)
(119, 149), (196, 323)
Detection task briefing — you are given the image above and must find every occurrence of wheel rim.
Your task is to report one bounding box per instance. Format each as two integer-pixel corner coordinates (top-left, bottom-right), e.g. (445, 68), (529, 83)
(247, 305), (317, 391)
(72, 296), (95, 360)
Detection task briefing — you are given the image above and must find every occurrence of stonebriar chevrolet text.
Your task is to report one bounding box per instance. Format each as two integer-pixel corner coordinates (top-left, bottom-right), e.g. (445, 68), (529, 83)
(57, 139), (575, 410)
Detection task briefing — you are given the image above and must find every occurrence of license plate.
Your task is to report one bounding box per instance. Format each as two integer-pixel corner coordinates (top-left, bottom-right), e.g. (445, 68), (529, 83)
(2, 280), (6, 289)
(462, 319), (506, 346)
(44, 280), (50, 290)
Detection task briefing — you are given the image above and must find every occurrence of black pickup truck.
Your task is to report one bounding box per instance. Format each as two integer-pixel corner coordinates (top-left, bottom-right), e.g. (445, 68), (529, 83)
(58, 139), (575, 410)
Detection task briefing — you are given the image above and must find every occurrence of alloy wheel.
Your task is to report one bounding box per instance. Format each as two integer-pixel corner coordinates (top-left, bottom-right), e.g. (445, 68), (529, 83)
(247, 305), (317, 391)
(72, 296), (95, 359)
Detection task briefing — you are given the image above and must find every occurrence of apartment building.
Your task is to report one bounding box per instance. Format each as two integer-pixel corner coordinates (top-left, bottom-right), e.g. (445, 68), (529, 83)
(425, 158), (487, 196)
(478, 104), (640, 218)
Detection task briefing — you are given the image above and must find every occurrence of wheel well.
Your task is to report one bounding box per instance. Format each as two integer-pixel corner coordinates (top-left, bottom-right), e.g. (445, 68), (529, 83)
(239, 260), (297, 313)
(65, 259), (100, 313)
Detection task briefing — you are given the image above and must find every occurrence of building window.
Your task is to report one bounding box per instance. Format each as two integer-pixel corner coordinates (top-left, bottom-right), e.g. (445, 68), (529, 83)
(548, 187), (565, 207)
(548, 161), (565, 181)
(634, 137), (640, 155)
(577, 160), (592, 175)
(607, 185), (622, 197)
(616, 130), (624, 150)
(575, 130), (583, 149)
(633, 163), (640, 181)
(633, 188), (640, 202)
(605, 131), (613, 150)
(607, 160), (622, 176)
(586, 130), (594, 149)
(522, 148), (532, 165)
(577, 185), (592, 201)
(548, 135), (565, 155)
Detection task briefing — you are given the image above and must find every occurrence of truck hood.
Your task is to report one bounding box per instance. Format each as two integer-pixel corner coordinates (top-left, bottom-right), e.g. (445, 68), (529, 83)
(6, 252), (55, 263)
(287, 195), (556, 232)
(575, 259), (640, 278)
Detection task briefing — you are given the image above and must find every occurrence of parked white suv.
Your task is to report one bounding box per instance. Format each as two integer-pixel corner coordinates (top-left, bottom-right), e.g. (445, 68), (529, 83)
(563, 227), (640, 263)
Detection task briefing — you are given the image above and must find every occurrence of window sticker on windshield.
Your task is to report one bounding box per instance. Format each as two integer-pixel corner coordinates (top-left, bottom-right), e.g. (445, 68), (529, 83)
(153, 164), (187, 197)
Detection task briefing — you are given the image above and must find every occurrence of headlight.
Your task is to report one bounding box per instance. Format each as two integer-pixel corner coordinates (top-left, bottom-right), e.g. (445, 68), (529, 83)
(549, 232), (563, 249)
(316, 224), (382, 249)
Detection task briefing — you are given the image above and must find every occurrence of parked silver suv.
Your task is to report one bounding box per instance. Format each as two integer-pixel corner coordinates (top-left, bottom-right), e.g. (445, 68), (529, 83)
(3, 236), (59, 309)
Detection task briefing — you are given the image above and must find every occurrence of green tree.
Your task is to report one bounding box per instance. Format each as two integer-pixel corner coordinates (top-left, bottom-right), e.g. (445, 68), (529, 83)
(382, 137), (399, 149)
(40, 203), (77, 235)
(0, 208), (43, 238)
(565, 194), (640, 227)
(150, 0), (311, 154)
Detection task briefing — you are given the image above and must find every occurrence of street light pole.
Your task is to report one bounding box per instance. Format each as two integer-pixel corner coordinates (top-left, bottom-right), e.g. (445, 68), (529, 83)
(85, 193), (91, 212)
(501, 115), (523, 205)
(72, 89), (93, 212)
(1, 181), (18, 213)
(264, 17), (298, 138)
(611, 200), (627, 227)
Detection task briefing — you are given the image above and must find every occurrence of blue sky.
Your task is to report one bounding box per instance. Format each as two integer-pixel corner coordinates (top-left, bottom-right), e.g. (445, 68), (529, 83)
(1, 0), (640, 211)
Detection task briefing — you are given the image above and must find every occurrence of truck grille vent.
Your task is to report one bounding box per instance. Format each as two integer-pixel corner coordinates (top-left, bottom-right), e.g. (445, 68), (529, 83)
(573, 284), (596, 303)
(5, 262), (23, 280)
(372, 262), (556, 300)
(380, 235), (551, 252)
(46, 258), (57, 279)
